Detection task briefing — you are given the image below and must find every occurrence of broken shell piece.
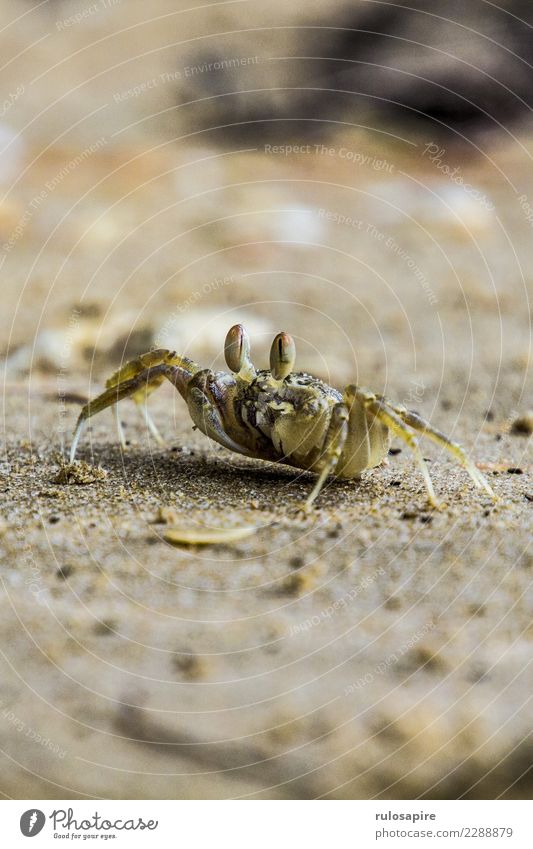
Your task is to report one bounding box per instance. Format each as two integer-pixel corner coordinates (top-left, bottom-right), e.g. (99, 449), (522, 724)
(163, 524), (258, 546)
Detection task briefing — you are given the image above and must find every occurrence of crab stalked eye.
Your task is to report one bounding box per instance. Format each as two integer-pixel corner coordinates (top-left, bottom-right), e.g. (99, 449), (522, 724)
(224, 324), (251, 373)
(270, 332), (296, 380)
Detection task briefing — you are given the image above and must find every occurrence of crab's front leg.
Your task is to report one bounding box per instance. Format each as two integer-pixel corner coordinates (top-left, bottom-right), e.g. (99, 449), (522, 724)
(105, 351), (171, 447)
(70, 349), (199, 461)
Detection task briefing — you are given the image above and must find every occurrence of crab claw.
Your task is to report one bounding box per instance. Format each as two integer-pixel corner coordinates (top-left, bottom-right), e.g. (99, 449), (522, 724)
(270, 332), (296, 380)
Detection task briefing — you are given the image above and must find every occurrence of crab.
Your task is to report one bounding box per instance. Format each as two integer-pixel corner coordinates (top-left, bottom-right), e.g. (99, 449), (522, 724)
(70, 324), (496, 508)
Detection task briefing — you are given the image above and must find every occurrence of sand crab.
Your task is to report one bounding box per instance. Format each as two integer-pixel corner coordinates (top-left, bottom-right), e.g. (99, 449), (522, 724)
(70, 324), (495, 508)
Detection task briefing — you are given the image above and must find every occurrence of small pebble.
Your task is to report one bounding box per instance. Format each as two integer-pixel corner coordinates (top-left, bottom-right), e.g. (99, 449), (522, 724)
(172, 652), (205, 679)
(511, 411), (533, 436)
(93, 619), (116, 636)
(466, 603), (486, 617)
(289, 556), (304, 569)
(274, 572), (309, 596)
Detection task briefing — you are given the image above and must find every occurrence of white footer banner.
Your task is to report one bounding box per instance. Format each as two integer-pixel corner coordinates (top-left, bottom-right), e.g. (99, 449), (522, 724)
(2, 800), (530, 847)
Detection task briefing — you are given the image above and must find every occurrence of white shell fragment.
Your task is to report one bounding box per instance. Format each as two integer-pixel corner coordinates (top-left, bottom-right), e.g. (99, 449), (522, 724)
(163, 524), (258, 546)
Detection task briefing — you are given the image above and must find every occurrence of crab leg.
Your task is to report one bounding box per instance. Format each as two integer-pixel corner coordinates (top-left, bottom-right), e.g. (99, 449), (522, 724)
(70, 418), (87, 464)
(114, 404), (126, 449)
(116, 400), (167, 450)
(140, 401), (165, 446)
(70, 350), (199, 462)
(360, 393), (438, 507)
(71, 371), (157, 462)
(305, 403), (349, 509)
(377, 397), (496, 499)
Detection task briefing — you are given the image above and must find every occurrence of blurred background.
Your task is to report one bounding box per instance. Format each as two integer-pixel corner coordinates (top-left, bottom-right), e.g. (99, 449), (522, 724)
(0, 0), (531, 800)
(1, 0), (532, 386)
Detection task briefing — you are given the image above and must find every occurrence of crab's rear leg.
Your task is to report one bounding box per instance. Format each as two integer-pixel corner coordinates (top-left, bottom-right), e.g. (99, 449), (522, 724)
(305, 403), (349, 509)
(377, 397), (496, 499)
(354, 389), (439, 507)
(70, 350), (198, 462)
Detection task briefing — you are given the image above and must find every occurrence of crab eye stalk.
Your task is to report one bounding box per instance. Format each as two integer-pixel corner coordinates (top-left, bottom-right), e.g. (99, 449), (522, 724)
(270, 332), (296, 380)
(224, 324), (253, 376)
